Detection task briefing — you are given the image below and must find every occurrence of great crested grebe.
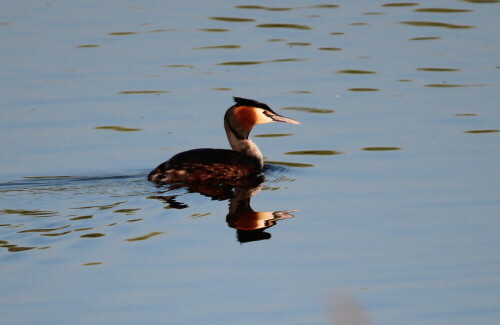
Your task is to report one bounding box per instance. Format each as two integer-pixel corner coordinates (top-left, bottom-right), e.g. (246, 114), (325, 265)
(148, 97), (300, 184)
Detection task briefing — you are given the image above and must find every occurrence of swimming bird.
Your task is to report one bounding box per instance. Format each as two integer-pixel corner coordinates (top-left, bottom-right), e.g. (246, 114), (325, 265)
(148, 97), (299, 184)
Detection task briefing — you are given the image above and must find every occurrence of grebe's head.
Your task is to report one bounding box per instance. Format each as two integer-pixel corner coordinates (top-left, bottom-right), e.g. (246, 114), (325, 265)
(225, 97), (300, 139)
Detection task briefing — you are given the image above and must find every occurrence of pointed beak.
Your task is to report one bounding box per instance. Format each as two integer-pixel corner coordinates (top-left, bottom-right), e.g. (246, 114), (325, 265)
(271, 114), (300, 125)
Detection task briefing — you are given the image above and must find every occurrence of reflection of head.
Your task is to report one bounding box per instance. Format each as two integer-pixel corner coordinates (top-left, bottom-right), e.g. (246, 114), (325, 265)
(236, 229), (272, 243)
(226, 186), (297, 243)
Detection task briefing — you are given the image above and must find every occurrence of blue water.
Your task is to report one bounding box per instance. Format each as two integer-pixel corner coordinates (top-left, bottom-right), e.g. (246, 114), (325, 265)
(1, 1), (499, 324)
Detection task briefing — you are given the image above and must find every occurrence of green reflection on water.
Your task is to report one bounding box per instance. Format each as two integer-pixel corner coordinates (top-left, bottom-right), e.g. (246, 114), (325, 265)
(218, 58), (307, 66)
(235, 5), (293, 11)
(336, 69), (376, 74)
(285, 150), (344, 156)
(108, 32), (136, 35)
(80, 233), (106, 238)
(362, 147), (401, 151)
(318, 47), (342, 51)
(0, 209), (57, 217)
(94, 126), (142, 132)
(464, 130), (499, 134)
(415, 8), (472, 13)
(382, 2), (418, 6)
(18, 225), (70, 233)
(400, 21), (474, 29)
(198, 28), (229, 32)
(409, 37), (441, 40)
(210, 17), (255, 22)
(76, 44), (99, 48)
(265, 161), (314, 168)
(194, 45), (240, 49)
(347, 88), (379, 91)
(417, 67), (460, 72)
(256, 23), (312, 30)
(254, 134), (293, 138)
(125, 231), (165, 242)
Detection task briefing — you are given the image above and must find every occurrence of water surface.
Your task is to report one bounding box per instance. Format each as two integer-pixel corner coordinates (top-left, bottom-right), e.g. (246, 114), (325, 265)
(1, 1), (499, 324)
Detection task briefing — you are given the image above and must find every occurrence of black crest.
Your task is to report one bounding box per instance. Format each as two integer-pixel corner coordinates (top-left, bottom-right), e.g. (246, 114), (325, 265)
(232, 97), (277, 114)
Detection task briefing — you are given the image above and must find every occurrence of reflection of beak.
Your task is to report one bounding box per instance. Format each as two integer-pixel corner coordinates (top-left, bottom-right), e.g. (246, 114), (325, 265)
(272, 209), (299, 220)
(271, 114), (301, 125)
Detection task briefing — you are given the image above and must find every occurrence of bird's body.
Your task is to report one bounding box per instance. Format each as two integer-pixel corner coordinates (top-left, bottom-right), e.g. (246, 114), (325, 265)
(148, 97), (299, 184)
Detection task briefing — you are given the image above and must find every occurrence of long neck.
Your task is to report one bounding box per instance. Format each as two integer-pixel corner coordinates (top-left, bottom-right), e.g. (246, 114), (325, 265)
(224, 120), (264, 170)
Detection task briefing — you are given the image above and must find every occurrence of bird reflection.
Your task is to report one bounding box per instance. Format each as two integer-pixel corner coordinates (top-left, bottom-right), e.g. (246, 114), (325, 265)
(150, 176), (297, 243)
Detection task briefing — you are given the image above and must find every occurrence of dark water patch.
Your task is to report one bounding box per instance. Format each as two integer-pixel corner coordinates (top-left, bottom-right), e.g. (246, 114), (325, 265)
(268, 38), (287, 42)
(363, 12), (385, 15)
(330, 32), (344, 35)
(80, 233), (106, 238)
(254, 133), (293, 138)
(281, 106), (334, 114)
(398, 79), (412, 82)
(108, 32), (136, 36)
(336, 69), (376, 74)
(83, 262), (102, 266)
(94, 126), (142, 132)
(400, 21), (474, 29)
(161, 64), (194, 68)
(362, 147), (401, 151)
(286, 42), (311, 46)
(198, 28), (229, 32)
(0, 209), (57, 217)
(417, 67), (460, 72)
(76, 44), (99, 48)
(0, 22), (11, 26)
(318, 47), (342, 51)
(212, 87), (232, 91)
(194, 45), (240, 49)
(126, 218), (143, 222)
(347, 88), (379, 91)
(285, 150), (344, 156)
(349, 22), (369, 26)
(409, 36), (441, 40)
(18, 225), (70, 233)
(415, 8), (472, 13)
(464, 130), (499, 134)
(382, 2), (418, 6)
(455, 113), (477, 117)
(119, 90), (169, 94)
(125, 231), (165, 242)
(210, 17), (255, 22)
(265, 161), (314, 168)
(256, 23), (312, 30)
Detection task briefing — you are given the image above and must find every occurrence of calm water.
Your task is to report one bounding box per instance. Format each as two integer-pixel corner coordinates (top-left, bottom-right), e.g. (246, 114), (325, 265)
(1, 1), (499, 324)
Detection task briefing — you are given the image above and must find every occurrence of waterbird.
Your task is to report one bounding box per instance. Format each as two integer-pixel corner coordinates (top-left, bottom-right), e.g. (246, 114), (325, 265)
(148, 97), (300, 184)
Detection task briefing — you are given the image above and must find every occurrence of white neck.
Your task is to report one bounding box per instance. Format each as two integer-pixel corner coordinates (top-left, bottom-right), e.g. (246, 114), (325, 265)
(225, 122), (264, 170)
